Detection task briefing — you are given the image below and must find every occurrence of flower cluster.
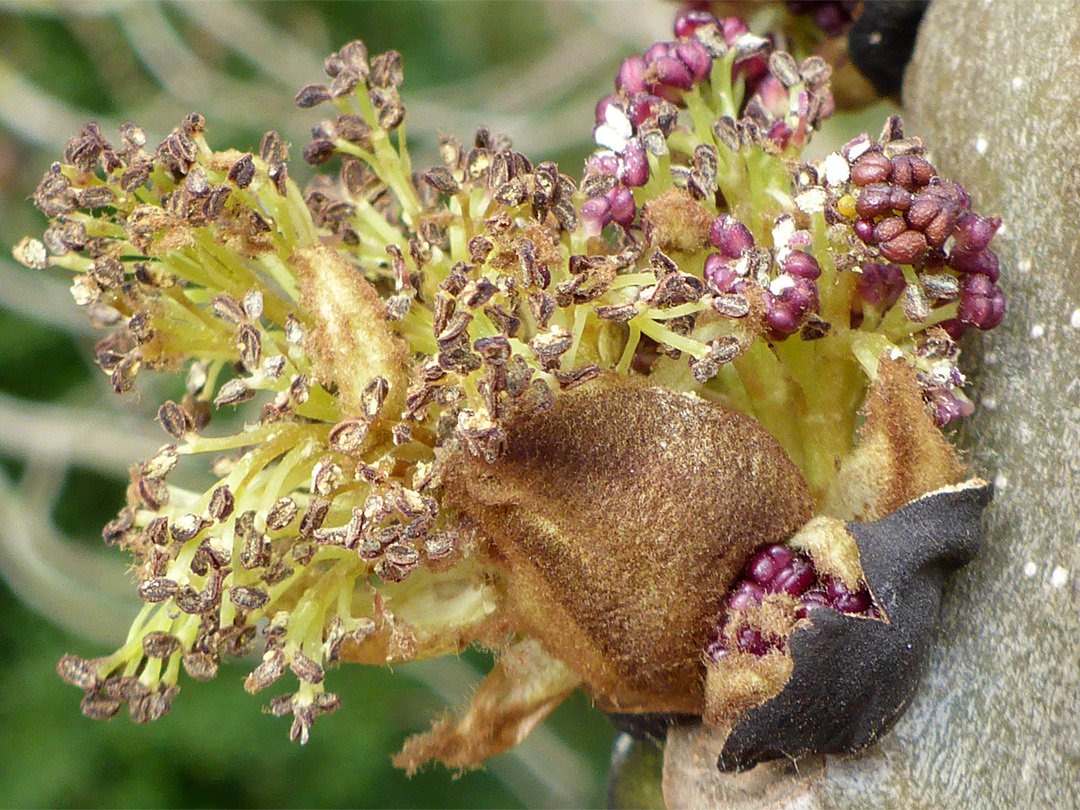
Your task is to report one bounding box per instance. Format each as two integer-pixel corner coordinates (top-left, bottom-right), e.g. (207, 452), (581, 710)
(18, 5), (1002, 774)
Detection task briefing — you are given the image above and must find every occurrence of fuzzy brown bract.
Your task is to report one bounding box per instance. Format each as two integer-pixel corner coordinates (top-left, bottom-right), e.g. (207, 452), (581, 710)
(444, 374), (815, 714)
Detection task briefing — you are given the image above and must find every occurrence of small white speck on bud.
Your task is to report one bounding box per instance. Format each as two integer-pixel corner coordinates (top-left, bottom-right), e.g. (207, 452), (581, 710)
(594, 106), (633, 153)
(823, 152), (850, 186)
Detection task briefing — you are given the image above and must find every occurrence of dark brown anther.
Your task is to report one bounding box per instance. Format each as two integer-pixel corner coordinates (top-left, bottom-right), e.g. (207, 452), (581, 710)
(175, 585), (212, 615)
(137, 577), (178, 603)
(295, 83), (332, 108)
(210, 293), (247, 325)
(423, 166), (460, 196)
(144, 516), (169, 547)
(245, 649), (286, 694)
(799, 55), (831, 86)
(240, 533), (271, 570)
(373, 91), (405, 131)
(289, 651), (326, 685)
(333, 40), (370, 76)
(693, 144), (719, 195)
(266, 497), (299, 531)
(554, 364), (602, 390)
(768, 50), (800, 87)
(299, 498), (330, 538)
(312, 459), (343, 497)
(136, 475), (170, 510)
(880, 230), (928, 264)
(207, 486), (235, 523)
(100, 676), (148, 702)
(360, 376), (389, 423)
(879, 115), (905, 143)
(690, 356), (719, 383)
(436, 310), (474, 352)
(213, 379), (254, 408)
(171, 513), (208, 543)
(78, 186), (116, 210)
(302, 139), (336, 167)
(120, 165), (151, 192)
(227, 153), (256, 188)
(370, 50), (404, 88)
(328, 418), (369, 455)
(57, 655), (99, 691)
(110, 355), (140, 395)
(182, 652), (219, 681)
(80, 694), (122, 720)
(236, 324), (262, 371)
(230, 586), (270, 611)
(102, 507), (135, 546)
(142, 632), (182, 659)
(461, 278), (499, 309)
(127, 312), (154, 346)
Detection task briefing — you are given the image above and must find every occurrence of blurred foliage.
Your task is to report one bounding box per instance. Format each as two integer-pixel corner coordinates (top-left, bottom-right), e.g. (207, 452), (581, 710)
(0, 1), (673, 806)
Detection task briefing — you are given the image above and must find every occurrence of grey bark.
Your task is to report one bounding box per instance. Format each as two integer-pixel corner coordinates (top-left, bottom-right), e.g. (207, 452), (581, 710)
(811, 2), (1080, 807)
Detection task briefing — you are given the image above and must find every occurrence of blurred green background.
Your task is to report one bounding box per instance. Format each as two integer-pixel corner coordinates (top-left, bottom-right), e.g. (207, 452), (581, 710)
(0, 2), (678, 807)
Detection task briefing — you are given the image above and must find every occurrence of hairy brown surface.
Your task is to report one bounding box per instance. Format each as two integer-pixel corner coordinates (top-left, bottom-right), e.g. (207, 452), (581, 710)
(641, 187), (713, 254)
(295, 244), (408, 420)
(826, 358), (966, 522)
(444, 375), (814, 714)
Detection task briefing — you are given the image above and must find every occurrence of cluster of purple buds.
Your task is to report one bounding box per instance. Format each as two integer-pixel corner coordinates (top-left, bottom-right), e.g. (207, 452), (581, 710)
(852, 262), (906, 324)
(580, 145), (648, 235)
(674, 10), (768, 85)
(764, 252), (821, 337)
(703, 214), (755, 292)
(707, 543), (876, 659)
(846, 144), (1005, 336)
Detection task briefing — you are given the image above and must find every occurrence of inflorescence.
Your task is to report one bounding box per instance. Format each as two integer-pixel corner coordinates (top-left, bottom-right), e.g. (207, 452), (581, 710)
(18, 4), (1002, 767)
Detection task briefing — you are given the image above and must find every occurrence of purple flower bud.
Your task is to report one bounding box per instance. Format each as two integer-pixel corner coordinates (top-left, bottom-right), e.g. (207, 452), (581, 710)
(952, 213), (1001, 253)
(608, 186), (637, 228)
(924, 178), (971, 209)
(709, 214), (755, 257)
(617, 138), (649, 187)
(718, 16), (750, 44)
(854, 262), (906, 310)
(800, 589), (830, 614)
(674, 9), (719, 38)
(626, 93), (667, 129)
(948, 248), (1000, 282)
(652, 55), (694, 91)
(585, 151), (619, 177)
(736, 627), (769, 655)
(727, 580), (766, 611)
(958, 273), (1005, 330)
(924, 388), (976, 426)
(939, 318), (967, 340)
(769, 557), (816, 596)
(853, 218), (876, 244)
(754, 76), (789, 118)
(781, 250), (821, 280)
(644, 42), (670, 63)
(765, 275), (819, 335)
(580, 195), (613, 234)
(704, 253), (739, 293)
(616, 55), (649, 95)
(765, 120), (794, 150)
(746, 544), (795, 585)
(675, 39), (712, 83)
(825, 577), (872, 613)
